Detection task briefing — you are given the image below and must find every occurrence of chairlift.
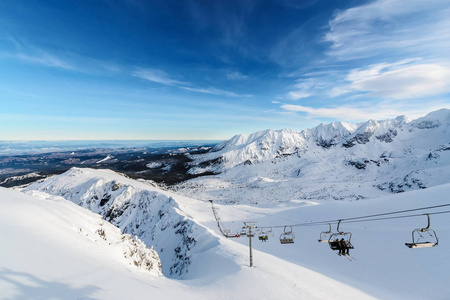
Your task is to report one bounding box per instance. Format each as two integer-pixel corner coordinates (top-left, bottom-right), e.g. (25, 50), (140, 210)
(280, 226), (295, 244)
(405, 214), (438, 248)
(259, 227), (273, 242)
(223, 229), (240, 238)
(328, 220), (354, 251)
(240, 228), (247, 236)
(318, 223), (332, 243)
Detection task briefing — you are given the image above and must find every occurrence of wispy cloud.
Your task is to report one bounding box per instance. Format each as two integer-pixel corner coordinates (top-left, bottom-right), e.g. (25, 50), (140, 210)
(280, 101), (450, 121)
(180, 86), (249, 97)
(285, 78), (324, 100)
(132, 68), (186, 86)
(6, 40), (74, 70)
(132, 68), (250, 97)
(5, 38), (124, 74)
(14, 52), (73, 69)
(324, 0), (450, 60)
(330, 60), (450, 99)
(226, 71), (248, 80)
(288, 91), (311, 100)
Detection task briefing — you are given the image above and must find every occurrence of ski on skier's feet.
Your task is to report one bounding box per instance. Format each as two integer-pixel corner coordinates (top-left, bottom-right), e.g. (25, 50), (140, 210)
(337, 253), (352, 261)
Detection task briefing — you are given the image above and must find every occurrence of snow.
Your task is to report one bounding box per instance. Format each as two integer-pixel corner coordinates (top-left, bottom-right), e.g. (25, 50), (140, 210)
(11, 165), (449, 299)
(179, 109), (450, 204)
(146, 161), (163, 168)
(0, 185), (380, 300)
(2, 109), (450, 299)
(96, 154), (114, 164)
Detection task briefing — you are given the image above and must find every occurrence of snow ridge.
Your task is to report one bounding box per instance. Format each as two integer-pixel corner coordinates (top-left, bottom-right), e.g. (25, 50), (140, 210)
(188, 109), (447, 174)
(24, 168), (218, 278)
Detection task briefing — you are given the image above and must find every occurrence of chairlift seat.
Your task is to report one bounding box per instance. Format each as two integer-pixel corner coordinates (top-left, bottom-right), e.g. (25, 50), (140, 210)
(405, 242), (437, 248)
(280, 226), (295, 244)
(318, 239), (332, 243)
(280, 238), (294, 244)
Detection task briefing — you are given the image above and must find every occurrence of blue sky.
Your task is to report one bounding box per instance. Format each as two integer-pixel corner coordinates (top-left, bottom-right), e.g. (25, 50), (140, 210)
(1, 0), (449, 140)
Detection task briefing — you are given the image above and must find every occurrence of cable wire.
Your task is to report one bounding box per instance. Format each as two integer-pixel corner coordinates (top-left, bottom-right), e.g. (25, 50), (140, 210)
(256, 203), (450, 229)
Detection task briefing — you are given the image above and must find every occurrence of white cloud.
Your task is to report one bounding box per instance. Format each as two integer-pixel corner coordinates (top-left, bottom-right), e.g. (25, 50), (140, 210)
(180, 86), (248, 97)
(132, 68), (248, 97)
(132, 68), (186, 86)
(12, 50), (73, 70)
(327, 86), (351, 98)
(333, 61), (450, 99)
(280, 102), (450, 121)
(285, 79), (320, 100)
(325, 0), (450, 59)
(351, 64), (450, 99)
(280, 104), (391, 120)
(288, 91), (311, 100)
(226, 71), (248, 80)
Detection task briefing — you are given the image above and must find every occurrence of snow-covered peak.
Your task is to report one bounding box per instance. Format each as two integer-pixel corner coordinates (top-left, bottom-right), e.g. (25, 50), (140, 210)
(189, 128), (306, 173)
(307, 121), (358, 148)
(411, 108), (450, 129)
(188, 109), (450, 173)
(395, 115), (411, 124)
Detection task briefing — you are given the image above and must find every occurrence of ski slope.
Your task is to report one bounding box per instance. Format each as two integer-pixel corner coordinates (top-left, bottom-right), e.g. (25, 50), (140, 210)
(12, 167), (450, 299)
(1, 184), (380, 300)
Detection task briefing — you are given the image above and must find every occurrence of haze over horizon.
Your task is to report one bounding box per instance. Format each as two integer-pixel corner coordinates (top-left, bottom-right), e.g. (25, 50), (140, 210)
(1, 0), (449, 140)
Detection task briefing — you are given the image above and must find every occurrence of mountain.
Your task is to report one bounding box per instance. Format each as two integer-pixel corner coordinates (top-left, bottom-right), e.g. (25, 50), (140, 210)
(178, 109), (450, 204)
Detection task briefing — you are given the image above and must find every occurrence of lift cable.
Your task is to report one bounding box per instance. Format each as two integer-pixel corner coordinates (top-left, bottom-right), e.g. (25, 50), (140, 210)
(318, 209), (450, 226)
(256, 203), (450, 229)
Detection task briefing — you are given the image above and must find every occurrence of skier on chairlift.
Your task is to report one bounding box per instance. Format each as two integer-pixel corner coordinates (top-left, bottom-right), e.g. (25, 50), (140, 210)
(339, 238), (349, 256)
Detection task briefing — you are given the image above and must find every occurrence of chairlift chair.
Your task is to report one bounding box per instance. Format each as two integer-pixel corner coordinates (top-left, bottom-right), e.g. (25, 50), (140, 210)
(405, 214), (438, 248)
(223, 229), (241, 238)
(328, 220), (354, 251)
(280, 226), (295, 244)
(259, 227), (273, 242)
(318, 223), (332, 243)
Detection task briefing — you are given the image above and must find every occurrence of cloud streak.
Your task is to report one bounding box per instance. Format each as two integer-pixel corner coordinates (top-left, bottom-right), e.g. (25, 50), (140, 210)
(180, 86), (251, 97)
(280, 102), (450, 121)
(133, 67), (250, 97)
(324, 0), (450, 59)
(330, 60), (450, 99)
(132, 68), (186, 86)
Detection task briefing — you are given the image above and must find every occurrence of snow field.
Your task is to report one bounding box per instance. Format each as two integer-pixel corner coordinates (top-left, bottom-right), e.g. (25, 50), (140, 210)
(210, 183), (450, 299)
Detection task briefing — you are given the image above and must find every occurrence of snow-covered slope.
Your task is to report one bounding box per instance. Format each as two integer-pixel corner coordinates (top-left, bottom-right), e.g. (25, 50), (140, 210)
(5, 174), (386, 300)
(11, 170), (450, 299)
(179, 109), (450, 204)
(24, 167), (217, 279)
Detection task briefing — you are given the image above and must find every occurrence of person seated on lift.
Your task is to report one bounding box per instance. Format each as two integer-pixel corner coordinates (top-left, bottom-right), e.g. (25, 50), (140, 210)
(339, 238), (349, 256)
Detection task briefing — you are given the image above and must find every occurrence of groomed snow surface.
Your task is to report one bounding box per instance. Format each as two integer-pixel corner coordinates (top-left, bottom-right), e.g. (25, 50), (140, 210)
(1, 169), (449, 299)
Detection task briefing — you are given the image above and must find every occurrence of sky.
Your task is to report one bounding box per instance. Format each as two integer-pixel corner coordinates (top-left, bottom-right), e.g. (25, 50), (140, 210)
(0, 0), (449, 140)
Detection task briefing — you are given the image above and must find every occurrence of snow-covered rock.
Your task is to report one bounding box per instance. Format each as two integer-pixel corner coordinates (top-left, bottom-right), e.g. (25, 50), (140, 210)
(24, 168), (218, 278)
